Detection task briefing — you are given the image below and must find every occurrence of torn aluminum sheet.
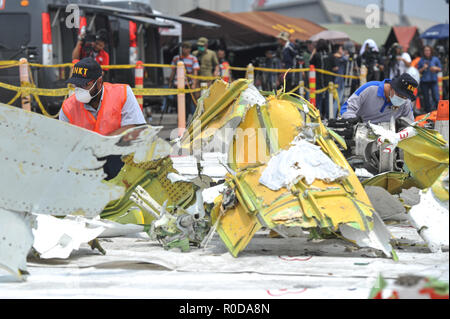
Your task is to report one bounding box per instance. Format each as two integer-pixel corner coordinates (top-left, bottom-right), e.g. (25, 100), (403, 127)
(0, 102), (165, 217)
(202, 183), (228, 205)
(100, 154), (209, 252)
(0, 209), (34, 280)
(32, 215), (105, 259)
(367, 121), (449, 190)
(259, 138), (349, 190)
(200, 152), (228, 180)
(191, 82), (395, 258)
(101, 155), (196, 226)
(407, 169), (449, 253)
(355, 168), (374, 179)
(339, 210), (394, 258)
(0, 103), (168, 280)
(170, 155), (199, 177)
(180, 79), (255, 160)
(32, 215), (146, 260)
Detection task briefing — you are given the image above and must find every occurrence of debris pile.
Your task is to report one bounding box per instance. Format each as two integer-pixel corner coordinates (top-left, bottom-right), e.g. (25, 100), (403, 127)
(0, 79), (448, 282)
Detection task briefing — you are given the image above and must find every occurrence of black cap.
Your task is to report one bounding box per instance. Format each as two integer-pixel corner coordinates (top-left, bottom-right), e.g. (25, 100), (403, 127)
(391, 73), (418, 101)
(66, 57), (102, 87)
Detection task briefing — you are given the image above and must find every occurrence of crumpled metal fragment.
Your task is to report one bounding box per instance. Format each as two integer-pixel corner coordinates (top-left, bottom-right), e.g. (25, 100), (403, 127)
(179, 80), (395, 258)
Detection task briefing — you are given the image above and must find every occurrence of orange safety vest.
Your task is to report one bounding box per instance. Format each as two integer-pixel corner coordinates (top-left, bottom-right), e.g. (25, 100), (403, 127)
(62, 82), (127, 135)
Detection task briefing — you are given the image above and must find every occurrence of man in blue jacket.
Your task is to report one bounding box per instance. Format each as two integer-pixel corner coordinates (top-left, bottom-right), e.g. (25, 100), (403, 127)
(418, 45), (442, 113)
(277, 31), (297, 92)
(340, 73), (418, 124)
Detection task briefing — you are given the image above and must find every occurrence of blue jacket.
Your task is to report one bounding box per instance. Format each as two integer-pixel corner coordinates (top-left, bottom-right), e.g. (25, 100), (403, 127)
(418, 56), (442, 82)
(281, 42), (297, 69)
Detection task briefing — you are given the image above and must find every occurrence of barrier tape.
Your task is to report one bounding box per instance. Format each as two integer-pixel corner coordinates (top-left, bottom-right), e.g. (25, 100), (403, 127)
(2, 60), (450, 81)
(131, 87), (202, 96)
(0, 81), (70, 96)
(315, 68), (360, 79)
(185, 73), (219, 81)
(0, 80), (201, 97)
(255, 67), (310, 73)
(0, 60), (361, 79)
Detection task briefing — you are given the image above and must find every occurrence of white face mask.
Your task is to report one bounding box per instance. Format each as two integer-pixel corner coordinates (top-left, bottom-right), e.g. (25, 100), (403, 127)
(391, 93), (407, 107)
(74, 78), (101, 104)
(391, 91), (407, 109)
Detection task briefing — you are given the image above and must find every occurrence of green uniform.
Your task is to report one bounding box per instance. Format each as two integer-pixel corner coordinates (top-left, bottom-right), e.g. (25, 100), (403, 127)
(193, 49), (219, 77)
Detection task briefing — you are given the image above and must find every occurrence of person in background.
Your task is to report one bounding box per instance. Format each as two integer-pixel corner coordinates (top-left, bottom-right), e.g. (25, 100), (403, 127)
(332, 43), (347, 117)
(359, 39), (382, 82)
(276, 31), (297, 92)
(168, 41), (200, 123)
(217, 48), (231, 83)
(72, 29), (110, 69)
(340, 72), (418, 124)
(261, 50), (281, 91)
(309, 38), (335, 119)
(417, 45), (442, 113)
(388, 43), (411, 79)
(193, 37), (220, 85)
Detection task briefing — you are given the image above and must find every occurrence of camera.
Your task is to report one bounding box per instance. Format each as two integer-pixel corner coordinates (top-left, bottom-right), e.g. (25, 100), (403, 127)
(81, 32), (96, 56)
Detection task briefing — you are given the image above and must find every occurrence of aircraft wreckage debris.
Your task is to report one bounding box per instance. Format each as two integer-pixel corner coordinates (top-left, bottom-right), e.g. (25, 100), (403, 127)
(0, 79), (448, 282)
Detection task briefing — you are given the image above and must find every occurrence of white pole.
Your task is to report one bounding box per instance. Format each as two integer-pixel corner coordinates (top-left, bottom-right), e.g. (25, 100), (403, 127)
(19, 58), (31, 112)
(177, 61), (186, 137)
(328, 81), (334, 119)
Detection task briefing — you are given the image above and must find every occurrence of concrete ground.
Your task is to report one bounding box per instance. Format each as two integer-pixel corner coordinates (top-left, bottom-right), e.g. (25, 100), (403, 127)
(0, 224), (448, 299)
(147, 113), (182, 141)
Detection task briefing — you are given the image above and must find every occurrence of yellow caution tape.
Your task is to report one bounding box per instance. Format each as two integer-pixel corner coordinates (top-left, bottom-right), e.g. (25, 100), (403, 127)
(6, 91), (21, 105)
(185, 74), (219, 81)
(3, 60), (449, 82)
(142, 63), (174, 69)
(228, 66), (248, 71)
(29, 62), (73, 68)
(33, 93), (60, 118)
(254, 67), (310, 73)
(132, 87), (202, 96)
(0, 80), (201, 97)
(0, 60), (20, 67)
(0, 81), (70, 96)
(315, 68), (360, 79)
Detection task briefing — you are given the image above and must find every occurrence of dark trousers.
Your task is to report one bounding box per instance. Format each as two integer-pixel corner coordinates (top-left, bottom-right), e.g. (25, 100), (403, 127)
(316, 91), (329, 120)
(420, 81), (440, 113)
(185, 92), (196, 124)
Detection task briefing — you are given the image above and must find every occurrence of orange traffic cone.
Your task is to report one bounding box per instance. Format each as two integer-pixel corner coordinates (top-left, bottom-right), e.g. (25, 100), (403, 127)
(414, 88), (421, 110)
(435, 100), (449, 142)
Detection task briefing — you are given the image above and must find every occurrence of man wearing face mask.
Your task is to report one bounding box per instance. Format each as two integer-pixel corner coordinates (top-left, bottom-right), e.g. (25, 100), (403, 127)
(339, 73), (418, 124)
(59, 58), (146, 178)
(192, 37), (219, 82)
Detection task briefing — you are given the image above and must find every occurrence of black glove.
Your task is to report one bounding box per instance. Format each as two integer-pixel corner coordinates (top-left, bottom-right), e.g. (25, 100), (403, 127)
(328, 116), (362, 128)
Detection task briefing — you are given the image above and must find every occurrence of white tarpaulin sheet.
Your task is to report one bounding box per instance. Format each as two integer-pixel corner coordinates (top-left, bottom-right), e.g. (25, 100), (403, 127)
(1, 225), (447, 298)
